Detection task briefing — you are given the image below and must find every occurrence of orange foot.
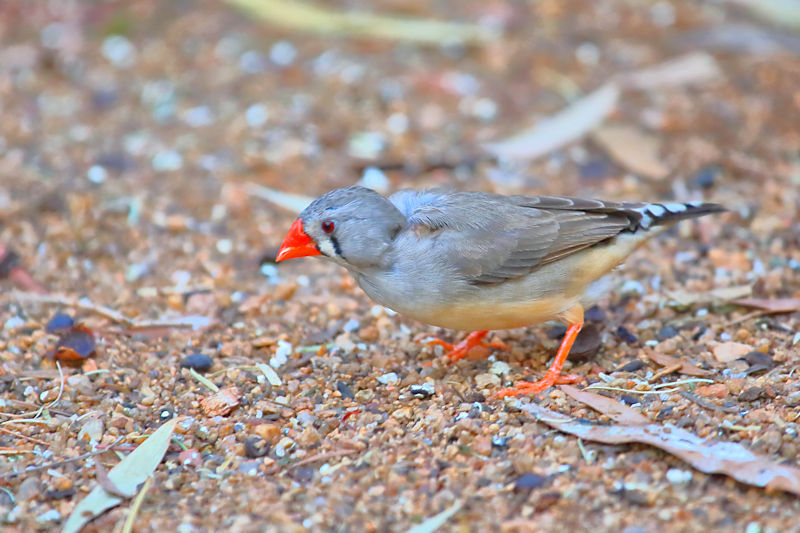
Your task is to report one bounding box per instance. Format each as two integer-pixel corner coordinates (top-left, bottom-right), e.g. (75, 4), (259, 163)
(427, 330), (509, 363)
(492, 374), (582, 398)
(492, 308), (585, 399)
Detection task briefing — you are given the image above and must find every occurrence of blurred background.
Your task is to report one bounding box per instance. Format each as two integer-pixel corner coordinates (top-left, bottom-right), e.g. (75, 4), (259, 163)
(1, 0), (798, 298)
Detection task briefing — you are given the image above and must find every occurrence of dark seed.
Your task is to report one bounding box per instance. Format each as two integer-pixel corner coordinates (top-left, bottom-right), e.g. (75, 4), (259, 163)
(547, 325), (567, 339)
(620, 395), (641, 406)
(159, 407), (174, 421)
(515, 472), (548, 491)
(616, 360), (645, 372)
(244, 437), (270, 458)
(569, 324), (602, 361)
(180, 353), (213, 372)
(336, 381), (355, 399)
(584, 305), (606, 322)
(656, 325), (679, 341)
(692, 165), (719, 190)
(615, 326), (638, 345)
(294, 466), (315, 483)
(46, 312), (74, 333)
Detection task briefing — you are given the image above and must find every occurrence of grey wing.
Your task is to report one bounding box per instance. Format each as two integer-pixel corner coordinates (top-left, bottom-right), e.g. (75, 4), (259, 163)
(389, 190), (634, 285)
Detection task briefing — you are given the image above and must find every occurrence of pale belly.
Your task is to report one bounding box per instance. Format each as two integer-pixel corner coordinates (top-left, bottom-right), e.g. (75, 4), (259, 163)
(355, 231), (653, 331)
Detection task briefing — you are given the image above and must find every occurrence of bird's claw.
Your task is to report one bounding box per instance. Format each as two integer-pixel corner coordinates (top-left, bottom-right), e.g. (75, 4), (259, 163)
(426, 331), (508, 362)
(491, 374), (582, 399)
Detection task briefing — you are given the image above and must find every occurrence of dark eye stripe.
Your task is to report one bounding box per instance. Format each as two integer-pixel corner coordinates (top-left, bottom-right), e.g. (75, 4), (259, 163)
(330, 235), (344, 259)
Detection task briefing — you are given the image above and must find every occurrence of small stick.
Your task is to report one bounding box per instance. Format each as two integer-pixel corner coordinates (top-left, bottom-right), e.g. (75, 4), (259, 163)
(0, 436), (125, 479)
(289, 449), (358, 469)
(648, 363), (683, 383)
(0, 426), (49, 446)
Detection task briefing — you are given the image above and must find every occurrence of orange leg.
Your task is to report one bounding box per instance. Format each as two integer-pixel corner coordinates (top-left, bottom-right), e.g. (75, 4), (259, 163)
(492, 304), (585, 399)
(428, 331), (509, 363)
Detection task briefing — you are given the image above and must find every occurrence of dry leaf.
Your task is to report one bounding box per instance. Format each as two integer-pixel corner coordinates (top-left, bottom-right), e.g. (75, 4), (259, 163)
(200, 386), (241, 416)
(666, 285), (752, 307)
(519, 403), (800, 496)
(559, 385), (649, 425)
(592, 125), (670, 180)
(63, 418), (179, 533)
(482, 83), (619, 161)
(644, 350), (711, 377)
(226, 0), (499, 45)
(712, 342), (754, 363)
(733, 297), (800, 314)
(244, 182), (314, 214)
(618, 52), (723, 91)
(405, 500), (463, 533)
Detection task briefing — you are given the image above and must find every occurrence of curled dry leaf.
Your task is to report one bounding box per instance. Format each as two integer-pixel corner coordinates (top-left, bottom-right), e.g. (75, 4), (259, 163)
(519, 403), (800, 496)
(559, 385), (649, 425)
(200, 386), (241, 416)
(47, 324), (96, 364)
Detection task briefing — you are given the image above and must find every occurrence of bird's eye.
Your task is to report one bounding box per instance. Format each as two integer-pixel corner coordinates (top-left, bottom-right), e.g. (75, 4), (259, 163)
(321, 220), (335, 234)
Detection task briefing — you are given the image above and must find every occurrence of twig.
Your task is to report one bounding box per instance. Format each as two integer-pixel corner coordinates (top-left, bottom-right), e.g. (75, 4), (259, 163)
(679, 390), (739, 414)
(648, 363), (683, 383)
(722, 310), (769, 328)
(0, 436), (125, 479)
(122, 476), (153, 533)
(289, 449), (358, 469)
(0, 426), (49, 446)
(8, 291), (210, 330)
(0, 361), (64, 421)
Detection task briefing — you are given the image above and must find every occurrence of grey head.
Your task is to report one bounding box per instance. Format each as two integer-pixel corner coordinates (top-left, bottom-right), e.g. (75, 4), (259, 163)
(298, 186), (407, 271)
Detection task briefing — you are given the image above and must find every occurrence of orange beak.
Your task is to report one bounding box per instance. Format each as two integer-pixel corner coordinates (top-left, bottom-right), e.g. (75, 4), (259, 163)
(276, 219), (321, 261)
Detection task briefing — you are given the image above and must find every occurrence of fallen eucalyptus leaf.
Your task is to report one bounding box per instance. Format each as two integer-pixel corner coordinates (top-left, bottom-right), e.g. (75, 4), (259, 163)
(482, 83), (619, 161)
(519, 403), (800, 496)
(559, 385), (649, 425)
(592, 125), (670, 180)
(63, 418), (179, 533)
(226, 0), (498, 45)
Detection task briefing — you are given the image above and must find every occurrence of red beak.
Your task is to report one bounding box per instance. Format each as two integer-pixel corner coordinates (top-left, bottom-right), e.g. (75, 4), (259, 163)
(276, 219), (321, 261)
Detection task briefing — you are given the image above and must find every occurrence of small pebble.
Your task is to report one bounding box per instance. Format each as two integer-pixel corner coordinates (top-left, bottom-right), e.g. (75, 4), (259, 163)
(409, 382), (435, 399)
(489, 361), (511, 376)
(656, 325), (679, 341)
(336, 381), (355, 399)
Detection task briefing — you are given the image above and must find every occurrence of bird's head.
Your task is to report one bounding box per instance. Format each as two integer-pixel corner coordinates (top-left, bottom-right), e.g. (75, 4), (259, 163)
(276, 186), (405, 270)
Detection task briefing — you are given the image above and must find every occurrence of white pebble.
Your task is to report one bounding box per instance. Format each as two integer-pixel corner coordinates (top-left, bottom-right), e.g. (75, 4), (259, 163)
(270, 41), (297, 66)
(245, 104), (269, 128)
(87, 165), (107, 184)
(216, 239), (233, 255)
(152, 150), (183, 172)
(489, 361), (511, 376)
(665, 468), (693, 484)
(102, 35), (136, 68)
(357, 166), (390, 194)
(377, 372), (399, 385)
(3, 316), (25, 331)
(270, 340), (292, 368)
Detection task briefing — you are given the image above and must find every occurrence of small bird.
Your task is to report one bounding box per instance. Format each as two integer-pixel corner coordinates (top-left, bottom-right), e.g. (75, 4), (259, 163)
(276, 186), (723, 398)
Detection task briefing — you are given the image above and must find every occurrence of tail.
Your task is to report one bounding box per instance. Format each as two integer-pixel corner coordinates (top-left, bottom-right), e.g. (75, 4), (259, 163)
(624, 201), (726, 231)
